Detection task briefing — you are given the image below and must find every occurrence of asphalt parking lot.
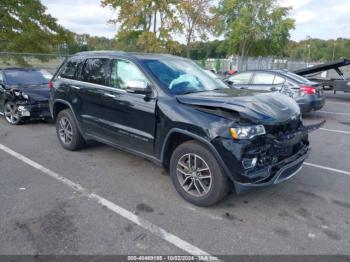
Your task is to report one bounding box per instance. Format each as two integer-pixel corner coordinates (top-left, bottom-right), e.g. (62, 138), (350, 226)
(1, 91), (350, 257)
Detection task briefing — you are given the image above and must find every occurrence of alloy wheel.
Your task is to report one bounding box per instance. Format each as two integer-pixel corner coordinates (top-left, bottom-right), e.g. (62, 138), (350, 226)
(4, 102), (20, 124)
(176, 153), (212, 197)
(58, 117), (73, 145)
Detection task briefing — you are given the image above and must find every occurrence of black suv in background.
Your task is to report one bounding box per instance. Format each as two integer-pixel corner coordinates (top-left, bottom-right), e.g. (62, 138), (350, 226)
(0, 68), (51, 124)
(224, 69), (326, 114)
(50, 51), (323, 206)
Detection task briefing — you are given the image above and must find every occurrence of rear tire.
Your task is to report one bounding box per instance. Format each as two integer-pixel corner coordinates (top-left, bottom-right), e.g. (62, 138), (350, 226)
(170, 141), (230, 207)
(56, 109), (85, 151)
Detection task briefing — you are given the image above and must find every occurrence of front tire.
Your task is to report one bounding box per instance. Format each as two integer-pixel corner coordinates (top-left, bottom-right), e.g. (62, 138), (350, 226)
(4, 101), (21, 125)
(170, 141), (230, 207)
(56, 109), (85, 151)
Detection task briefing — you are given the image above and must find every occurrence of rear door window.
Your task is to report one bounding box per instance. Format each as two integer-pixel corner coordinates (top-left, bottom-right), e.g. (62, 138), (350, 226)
(251, 73), (275, 85)
(273, 75), (285, 85)
(60, 58), (84, 80)
(81, 58), (111, 86)
(228, 72), (253, 84)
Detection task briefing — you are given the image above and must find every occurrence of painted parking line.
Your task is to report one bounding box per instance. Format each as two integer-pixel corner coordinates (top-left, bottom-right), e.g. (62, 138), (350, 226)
(319, 128), (350, 134)
(318, 111), (350, 116)
(325, 101), (350, 106)
(0, 143), (213, 257)
(304, 162), (350, 177)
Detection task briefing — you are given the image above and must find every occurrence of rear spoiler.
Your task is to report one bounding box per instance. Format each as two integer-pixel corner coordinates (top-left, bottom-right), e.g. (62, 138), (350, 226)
(294, 59), (350, 78)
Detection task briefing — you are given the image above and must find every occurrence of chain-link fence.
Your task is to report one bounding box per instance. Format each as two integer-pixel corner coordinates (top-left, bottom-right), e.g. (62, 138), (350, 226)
(204, 56), (350, 78)
(204, 57), (316, 73)
(1, 52), (349, 78)
(0, 52), (69, 74)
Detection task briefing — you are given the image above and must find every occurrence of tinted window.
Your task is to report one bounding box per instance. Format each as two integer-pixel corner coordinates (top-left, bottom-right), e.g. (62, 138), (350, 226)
(4, 69), (48, 86)
(228, 73), (252, 84)
(81, 58), (110, 85)
(274, 75), (285, 85)
(285, 71), (310, 83)
(111, 59), (147, 89)
(61, 59), (83, 79)
(252, 73), (275, 84)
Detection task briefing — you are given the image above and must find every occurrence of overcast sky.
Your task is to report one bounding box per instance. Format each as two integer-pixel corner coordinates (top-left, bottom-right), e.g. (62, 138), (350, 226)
(41, 0), (350, 41)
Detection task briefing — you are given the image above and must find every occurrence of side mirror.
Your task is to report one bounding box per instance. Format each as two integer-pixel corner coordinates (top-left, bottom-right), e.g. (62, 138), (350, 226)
(126, 80), (152, 95)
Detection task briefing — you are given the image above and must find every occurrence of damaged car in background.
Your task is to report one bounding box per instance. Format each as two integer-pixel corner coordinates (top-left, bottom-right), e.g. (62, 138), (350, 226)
(50, 52), (325, 206)
(0, 68), (52, 125)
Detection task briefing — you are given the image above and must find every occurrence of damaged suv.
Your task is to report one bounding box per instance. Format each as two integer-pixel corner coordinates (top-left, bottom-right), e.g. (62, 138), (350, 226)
(0, 68), (51, 125)
(50, 52), (324, 206)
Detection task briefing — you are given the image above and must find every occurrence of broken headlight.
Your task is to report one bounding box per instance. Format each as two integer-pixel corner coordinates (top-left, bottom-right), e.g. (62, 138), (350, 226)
(13, 91), (29, 100)
(230, 125), (266, 140)
(21, 92), (29, 99)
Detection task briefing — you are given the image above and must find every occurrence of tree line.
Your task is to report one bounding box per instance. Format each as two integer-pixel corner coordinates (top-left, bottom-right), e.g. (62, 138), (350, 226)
(1, 0), (349, 63)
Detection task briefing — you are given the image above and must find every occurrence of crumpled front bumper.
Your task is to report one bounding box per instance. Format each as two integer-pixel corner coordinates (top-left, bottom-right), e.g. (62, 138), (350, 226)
(16, 101), (51, 119)
(230, 120), (326, 194)
(234, 145), (310, 193)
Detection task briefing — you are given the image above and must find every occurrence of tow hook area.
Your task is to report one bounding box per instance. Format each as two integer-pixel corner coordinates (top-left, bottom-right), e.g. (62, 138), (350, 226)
(17, 105), (31, 117)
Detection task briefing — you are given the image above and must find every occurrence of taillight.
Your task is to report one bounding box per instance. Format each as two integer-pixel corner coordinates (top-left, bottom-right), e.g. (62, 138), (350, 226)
(48, 80), (53, 89)
(300, 85), (316, 95)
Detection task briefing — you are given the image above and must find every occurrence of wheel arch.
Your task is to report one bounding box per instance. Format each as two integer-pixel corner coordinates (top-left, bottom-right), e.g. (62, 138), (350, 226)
(160, 128), (235, 185)
(52, 99), (86, 139)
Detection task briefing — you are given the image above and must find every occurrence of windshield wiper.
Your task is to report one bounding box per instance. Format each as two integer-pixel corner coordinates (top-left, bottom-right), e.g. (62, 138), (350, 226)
(181, 90), (209, 95)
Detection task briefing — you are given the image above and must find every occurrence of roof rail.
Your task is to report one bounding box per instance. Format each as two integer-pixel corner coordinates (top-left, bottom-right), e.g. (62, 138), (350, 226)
(75, 50), (127, 56)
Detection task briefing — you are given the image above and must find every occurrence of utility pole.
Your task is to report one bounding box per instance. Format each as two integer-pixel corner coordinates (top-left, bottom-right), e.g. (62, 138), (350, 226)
(306, 44), (311, 67)
(306, 36), (311, 67)
(332, 42), (337, 61)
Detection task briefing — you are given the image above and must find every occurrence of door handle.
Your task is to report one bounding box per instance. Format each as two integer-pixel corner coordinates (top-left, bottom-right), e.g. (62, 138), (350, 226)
(104, 93), (116, 98)
(71, 85), (81, 90)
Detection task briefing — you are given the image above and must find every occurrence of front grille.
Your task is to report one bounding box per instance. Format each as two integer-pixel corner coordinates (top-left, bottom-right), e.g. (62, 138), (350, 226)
(265, 118), (302, 137)
(33, 102), (49, 108)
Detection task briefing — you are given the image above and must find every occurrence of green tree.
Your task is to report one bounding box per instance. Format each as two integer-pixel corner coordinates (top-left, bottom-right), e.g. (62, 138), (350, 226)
(200, 58), (207, 68)
(0, 0), (73, 53)
(178, 0), (214, 58)
(214, 0), (294, 64)
(101, 0), (181, 53)
(215, 58), (221, 73)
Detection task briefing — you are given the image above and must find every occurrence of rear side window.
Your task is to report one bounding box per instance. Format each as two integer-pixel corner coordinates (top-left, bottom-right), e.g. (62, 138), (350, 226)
(273, 75), (285, 85)
(60, 58), (83, 80)
(81, 58), (110, 85)
(228, 72), (252, 84)
(251, 73), (275, 85)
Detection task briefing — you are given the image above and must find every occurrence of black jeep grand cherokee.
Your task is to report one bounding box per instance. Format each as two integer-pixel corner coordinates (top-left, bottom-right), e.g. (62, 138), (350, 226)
(50, 51), (323, 206)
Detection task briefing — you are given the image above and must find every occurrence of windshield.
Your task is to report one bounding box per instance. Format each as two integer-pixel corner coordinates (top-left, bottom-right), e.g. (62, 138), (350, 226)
(142, 58), (228, 94)
(4, 69), (49, 86)
(285, 71), (311, 83)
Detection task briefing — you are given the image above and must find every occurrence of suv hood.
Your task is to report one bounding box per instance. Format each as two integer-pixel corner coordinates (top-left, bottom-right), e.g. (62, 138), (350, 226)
(176, 89), (301, 125)
(10, 84), (50, 101)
